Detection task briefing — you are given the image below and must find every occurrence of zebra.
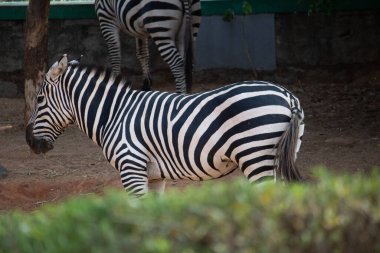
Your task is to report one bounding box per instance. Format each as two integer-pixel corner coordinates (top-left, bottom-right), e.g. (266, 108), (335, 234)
(26, 55), (305, 197)
(95, 0), (201, 93)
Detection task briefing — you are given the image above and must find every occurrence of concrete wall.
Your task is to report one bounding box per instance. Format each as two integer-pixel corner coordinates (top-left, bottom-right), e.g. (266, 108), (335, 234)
(0, 14), (276, 96)
(0, 20), (25, 73)
(0, 10), (379, 97)
(276, 10), (380, 68)
(0, 14), (276, 72)
(196, 15), (276, 70)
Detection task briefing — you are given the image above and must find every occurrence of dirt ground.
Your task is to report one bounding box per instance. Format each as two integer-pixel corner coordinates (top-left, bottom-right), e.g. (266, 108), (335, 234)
(0, 68), (379, 212)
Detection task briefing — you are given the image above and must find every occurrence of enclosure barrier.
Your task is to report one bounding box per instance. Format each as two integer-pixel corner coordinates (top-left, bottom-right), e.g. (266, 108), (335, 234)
(0, 0), (379, 20)
(0, 0), (379, 96)
(1, 169), (380, 253)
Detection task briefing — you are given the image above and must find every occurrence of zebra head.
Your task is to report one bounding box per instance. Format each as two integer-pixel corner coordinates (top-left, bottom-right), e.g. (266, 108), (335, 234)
(26, 54), (74, 154)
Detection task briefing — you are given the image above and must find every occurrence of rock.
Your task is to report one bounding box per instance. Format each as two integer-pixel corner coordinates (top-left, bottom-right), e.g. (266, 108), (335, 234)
(325, 137), (356, 146)
(0, 164), (9, 179)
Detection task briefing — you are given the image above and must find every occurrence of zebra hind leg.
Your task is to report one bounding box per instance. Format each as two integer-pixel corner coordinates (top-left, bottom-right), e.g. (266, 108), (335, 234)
(152, 38), (186, 93)
(240, 161), (276, 184)
(235, 147), (277, 184)
(98, 19), (122, 75)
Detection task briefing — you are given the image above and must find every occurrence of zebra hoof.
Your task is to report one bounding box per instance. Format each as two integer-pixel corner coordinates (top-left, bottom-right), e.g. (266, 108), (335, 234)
(141, 78), (152, 91)
(141, 86), (151, 92)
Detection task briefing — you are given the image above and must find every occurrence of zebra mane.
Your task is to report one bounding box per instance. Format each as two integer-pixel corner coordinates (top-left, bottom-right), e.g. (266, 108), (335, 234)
(67, 64), (132, 88)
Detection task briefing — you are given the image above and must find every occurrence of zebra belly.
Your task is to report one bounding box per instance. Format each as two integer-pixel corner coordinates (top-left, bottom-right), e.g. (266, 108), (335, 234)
(213, 159), (239, 178)
(184, 161), (238, 181)
(146, 155), (238, 181)
(120, 25), (148, 39)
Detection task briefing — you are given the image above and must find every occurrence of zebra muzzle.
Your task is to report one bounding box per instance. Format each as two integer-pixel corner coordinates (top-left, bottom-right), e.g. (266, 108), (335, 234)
(26, 124), (54, 154)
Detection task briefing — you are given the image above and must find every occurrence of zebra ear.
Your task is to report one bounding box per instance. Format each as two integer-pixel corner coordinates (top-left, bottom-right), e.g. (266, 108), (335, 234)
(49, 54), (68, 79)
(68, 55), (83, 67)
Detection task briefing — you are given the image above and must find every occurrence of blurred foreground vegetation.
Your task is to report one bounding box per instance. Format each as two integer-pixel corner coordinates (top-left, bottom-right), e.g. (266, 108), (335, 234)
(0, 168), (379, 253)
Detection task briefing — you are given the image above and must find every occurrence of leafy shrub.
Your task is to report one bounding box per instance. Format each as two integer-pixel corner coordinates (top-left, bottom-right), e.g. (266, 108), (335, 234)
(0, 168), (380, 253)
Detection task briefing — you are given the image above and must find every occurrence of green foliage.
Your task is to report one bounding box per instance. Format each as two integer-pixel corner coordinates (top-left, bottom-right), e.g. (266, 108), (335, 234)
(241, 1), (253, 15)
(1, 169), (380, 253)
(222, 8), (235, 22)
(298, 0), (340, 14)
(222, 1), (252, 22)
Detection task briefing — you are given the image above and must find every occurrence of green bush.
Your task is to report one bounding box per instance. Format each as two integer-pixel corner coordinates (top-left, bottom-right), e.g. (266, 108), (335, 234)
(1, 168), (380, 253)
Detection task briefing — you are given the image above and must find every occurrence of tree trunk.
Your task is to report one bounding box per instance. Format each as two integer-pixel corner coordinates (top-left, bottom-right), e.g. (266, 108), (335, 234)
(23, 0), (50, 126)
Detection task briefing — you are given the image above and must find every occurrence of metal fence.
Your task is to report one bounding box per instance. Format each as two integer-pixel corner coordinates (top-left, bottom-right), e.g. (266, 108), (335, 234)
(0, 0), (94, 2)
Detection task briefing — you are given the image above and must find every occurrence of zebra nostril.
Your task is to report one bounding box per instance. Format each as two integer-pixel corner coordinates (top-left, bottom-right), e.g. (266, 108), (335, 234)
(35, 138), (53, 154)
(46, 141), (54, 151)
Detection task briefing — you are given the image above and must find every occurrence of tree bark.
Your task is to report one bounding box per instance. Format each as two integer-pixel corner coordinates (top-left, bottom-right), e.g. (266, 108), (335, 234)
(23, 0), (50, 126)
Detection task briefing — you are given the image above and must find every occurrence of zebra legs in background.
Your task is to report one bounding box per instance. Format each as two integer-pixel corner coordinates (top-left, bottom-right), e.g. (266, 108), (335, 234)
(136, 38), (152, 91)
(94, 0), (201, 93)
(191, 0), (201, 39)
(97, 18), (121, 75)
(152, 38), (187, 93)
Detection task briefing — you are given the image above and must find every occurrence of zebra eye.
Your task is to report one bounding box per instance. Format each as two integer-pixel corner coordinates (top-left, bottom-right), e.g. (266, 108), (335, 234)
(37, 96), (44, 104)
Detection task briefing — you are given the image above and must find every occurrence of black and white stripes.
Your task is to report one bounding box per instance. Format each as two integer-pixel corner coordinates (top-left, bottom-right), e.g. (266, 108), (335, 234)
(26, 55), (305, 197)
(95, 0), (201, 93)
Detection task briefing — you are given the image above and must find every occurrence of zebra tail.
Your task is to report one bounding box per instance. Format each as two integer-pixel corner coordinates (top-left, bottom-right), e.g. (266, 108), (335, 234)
(183, 0), (193, 93)
(274, 109), (304, 182)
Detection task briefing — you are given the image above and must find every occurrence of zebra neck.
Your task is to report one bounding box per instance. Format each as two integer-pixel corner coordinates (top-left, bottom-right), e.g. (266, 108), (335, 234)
(65, 66), (132, 147)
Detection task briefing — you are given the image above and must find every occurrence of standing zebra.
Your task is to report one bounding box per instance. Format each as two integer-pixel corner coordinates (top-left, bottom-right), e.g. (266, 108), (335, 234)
(95, 0), (201, 93)
(26, 55), (305, 197)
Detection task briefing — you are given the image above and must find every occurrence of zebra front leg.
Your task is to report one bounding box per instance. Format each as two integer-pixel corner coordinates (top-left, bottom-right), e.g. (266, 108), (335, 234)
(146, 162), (166, 195)
(148, 179), (166, 195)
(119, 167), (149, 197)
(136, 38), (152, 91)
